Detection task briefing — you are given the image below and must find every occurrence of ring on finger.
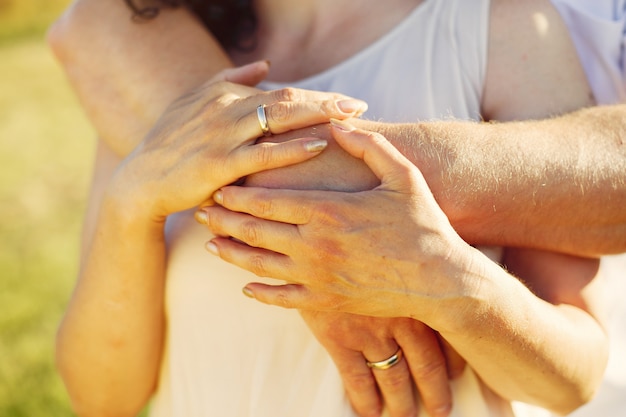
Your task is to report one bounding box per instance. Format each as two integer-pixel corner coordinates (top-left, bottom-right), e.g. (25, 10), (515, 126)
(366, 347), (403, 371)
(256, 104), (272, 136)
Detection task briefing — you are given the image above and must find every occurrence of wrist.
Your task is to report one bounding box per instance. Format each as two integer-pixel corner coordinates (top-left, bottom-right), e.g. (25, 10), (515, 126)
(104, 168), (167, 232)
(418, 243), (503, 334)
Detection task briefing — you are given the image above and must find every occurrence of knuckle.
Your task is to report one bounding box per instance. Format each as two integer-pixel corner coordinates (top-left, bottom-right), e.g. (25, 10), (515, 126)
(248, 254), (269, 277)
(249, 194), (275, 218)
(320, 99), (338, 116)
(250, 144), (274, 168)
(240, 220), (263, 247)
(412, 356), (447, 381)
(267, 102), (296, 124)
(378, 368), (412, 390)
(345, 372), (377, 392)
(274, 287), (294, 308)
(274, 87), (300, 103)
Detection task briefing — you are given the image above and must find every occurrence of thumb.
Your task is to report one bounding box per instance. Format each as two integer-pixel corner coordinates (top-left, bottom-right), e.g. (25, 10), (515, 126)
(329, 118), (420, 190)
(212, 60), (270, 87)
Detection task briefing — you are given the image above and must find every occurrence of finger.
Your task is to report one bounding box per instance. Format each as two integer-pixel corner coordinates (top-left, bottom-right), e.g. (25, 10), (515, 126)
(261, 98), (368, 136)
(201, 205), (299, 255)
(400, 327), (453, 417)
(329, 119), (418, 189)
(263, 86), (365, 110)
(242, 97), (368, 139)
(365, 350), (417, 417)
(324, 347), (384, 417)
(211, 60), (270, 87)
(213, 185), (329, 225)
(227, 138), (330, 184)
(439, 337), (467, 380)
(243, 282), (317, 310)
(206, 235), (294, 281)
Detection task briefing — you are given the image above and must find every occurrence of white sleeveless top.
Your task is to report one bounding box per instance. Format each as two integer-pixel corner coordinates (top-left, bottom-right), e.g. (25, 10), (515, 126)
(149, 1), (513, 416)
(550, 0), (626, 104)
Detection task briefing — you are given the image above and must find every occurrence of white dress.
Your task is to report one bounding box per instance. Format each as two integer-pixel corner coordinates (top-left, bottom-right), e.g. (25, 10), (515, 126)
(147, 0), (561, 415)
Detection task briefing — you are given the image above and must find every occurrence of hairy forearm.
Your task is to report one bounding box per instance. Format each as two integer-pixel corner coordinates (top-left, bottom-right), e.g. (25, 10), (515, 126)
(48, 0), (231, 156)
(356, 110), (626, 257)
(256, 110), (626, 256)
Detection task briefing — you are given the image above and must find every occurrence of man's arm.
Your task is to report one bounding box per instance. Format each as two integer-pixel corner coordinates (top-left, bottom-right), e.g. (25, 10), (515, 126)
(368, 106), (626, 257)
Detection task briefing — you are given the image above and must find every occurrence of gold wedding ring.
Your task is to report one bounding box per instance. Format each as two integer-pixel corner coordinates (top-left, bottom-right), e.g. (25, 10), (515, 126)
(366, 348), (403, 370)
(256, 104), (271, 136)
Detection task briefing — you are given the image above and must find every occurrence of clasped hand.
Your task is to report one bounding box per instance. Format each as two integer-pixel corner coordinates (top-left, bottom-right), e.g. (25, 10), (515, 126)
(200, 121), (472, 321)
(199, 120), (474, 417)
(109, 79), (367, 222)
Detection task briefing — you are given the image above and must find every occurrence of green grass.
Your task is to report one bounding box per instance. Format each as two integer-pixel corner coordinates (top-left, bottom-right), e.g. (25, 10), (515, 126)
(0, 0), (71, 43)
(0, 3), (151, 415)
(0, 35), (95, 416)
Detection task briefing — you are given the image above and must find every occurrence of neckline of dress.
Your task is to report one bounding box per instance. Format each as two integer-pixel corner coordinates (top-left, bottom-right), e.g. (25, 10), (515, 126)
(260, 0), (431, 88)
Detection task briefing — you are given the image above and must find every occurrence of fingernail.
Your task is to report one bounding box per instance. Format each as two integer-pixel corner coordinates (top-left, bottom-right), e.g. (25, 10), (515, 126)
(305, 139), (327, 153)
(194, 210), (208, 225)
(205, 241), (219, 256)
(330, 118), (355, 132)
(242, 287), (256, 299)
(434, 405), (452, 417)
(213, 190), (224, 205)
(337, 99), (368, 114)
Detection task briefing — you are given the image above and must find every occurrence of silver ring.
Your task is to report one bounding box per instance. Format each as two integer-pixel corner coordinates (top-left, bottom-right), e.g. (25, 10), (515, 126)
(366, 347), (403, 370)
(256, 104), (271, 136)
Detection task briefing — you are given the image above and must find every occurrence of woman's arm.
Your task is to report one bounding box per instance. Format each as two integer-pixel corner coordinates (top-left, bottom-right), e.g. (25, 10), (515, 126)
(49, 3), (216, 414)
(56, 75), (344, 415)
(47, 0), (234, 156)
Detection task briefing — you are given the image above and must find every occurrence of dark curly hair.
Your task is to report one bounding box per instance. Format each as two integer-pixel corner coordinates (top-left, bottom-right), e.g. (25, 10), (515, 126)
(124, 0), (257, 51)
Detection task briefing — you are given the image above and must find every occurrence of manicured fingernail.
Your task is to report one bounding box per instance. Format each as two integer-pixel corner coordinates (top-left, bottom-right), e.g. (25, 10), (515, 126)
(194, 210), (208, 225)
(305, 139), (327, 153)
(330, 118), (355, 132)
(205, 241), (219, 256)
(337, 99), (368, 114)
(242, 287), (256, 299)
(213, 190), (223, 205)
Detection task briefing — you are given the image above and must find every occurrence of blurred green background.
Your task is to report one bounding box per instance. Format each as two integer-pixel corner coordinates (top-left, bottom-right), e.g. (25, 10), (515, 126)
(0, 0), (95, 415)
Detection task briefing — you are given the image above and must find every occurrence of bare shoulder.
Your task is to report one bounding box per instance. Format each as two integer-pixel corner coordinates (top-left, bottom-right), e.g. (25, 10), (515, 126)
(482, 0), (594, 121)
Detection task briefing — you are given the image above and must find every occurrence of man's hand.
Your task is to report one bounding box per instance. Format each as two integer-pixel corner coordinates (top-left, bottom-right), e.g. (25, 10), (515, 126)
(300, 311), (463, 417)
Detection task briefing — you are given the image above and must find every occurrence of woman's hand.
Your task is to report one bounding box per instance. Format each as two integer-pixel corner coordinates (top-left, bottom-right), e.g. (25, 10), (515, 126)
(198, 119), (472, 322)
(110, 85), (368, 223)
(300, 311), (464, 417)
